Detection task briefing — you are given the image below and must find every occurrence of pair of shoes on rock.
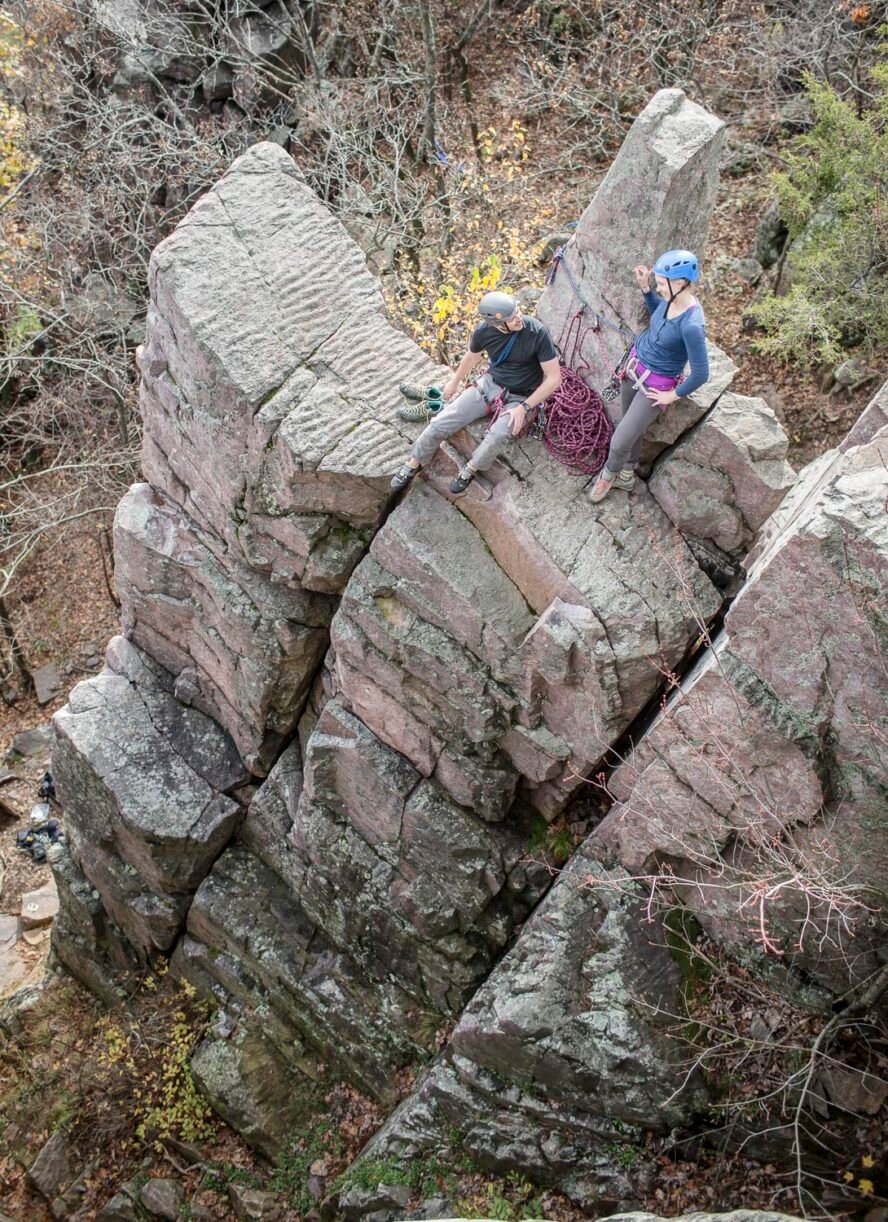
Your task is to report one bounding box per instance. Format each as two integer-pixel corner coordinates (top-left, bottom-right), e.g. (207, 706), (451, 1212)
(398, 382), (444, 423)
(588, 468), (635, 503)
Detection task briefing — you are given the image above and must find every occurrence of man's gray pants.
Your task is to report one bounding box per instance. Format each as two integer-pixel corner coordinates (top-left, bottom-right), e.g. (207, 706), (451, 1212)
(410, 374), (525, 472)
(603, 378), (662, 475)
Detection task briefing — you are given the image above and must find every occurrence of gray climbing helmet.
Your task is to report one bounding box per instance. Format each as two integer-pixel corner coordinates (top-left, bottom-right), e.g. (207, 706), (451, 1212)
(478, 291), (518, 322)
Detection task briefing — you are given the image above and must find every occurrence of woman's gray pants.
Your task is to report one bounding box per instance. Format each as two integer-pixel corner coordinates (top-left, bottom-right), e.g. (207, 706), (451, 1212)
(603, 378), (662, 475)
(410, 374), (525, 472)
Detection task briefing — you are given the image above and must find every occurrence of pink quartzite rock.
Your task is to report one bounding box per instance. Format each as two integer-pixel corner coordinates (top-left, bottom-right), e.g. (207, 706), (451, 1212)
(120, 141), (446, 770)
(138, 142), (443, 571)
(329, 468), (720, 818)
(51, 637), (247, 963)
(537, 89), (725, 375)
(114, 483), (334, 774)
(350, 397), (887, 1205)
(594, 415), (888, 993)
(350, 849), (708, 1200)
(649, 390), (796, 555)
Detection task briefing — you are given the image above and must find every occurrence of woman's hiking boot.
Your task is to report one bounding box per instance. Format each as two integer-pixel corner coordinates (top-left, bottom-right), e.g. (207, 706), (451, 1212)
(615, 469), (636, 491)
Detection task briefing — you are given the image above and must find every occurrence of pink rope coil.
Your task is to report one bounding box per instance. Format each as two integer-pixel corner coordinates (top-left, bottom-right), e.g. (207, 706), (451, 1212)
(543, 363), (613, 475)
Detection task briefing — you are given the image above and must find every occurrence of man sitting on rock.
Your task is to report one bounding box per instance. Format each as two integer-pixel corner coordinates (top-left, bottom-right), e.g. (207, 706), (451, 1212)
(390, 292), (562, 496)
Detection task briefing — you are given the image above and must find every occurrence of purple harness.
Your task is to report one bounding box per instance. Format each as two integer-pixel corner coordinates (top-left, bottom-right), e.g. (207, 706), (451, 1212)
(621, 347), (683, 408)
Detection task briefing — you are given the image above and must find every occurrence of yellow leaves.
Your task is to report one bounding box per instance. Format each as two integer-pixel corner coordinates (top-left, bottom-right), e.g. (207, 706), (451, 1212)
(842, 1155), (878, 1196)
(0, 99), (34, 193)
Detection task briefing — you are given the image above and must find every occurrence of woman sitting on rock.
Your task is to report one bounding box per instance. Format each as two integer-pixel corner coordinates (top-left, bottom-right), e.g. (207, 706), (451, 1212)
(589, 249), (709, 503)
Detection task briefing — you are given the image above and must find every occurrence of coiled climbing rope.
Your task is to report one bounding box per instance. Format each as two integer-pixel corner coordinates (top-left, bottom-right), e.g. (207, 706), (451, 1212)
(542, 363), (612, 475)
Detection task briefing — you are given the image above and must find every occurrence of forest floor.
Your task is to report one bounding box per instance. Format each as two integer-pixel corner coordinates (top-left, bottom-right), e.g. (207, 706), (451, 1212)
(0, 110), (884, 1220)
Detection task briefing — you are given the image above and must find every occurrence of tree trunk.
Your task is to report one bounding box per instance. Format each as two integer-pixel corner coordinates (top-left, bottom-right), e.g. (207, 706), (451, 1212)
(419, 0), (438, 162)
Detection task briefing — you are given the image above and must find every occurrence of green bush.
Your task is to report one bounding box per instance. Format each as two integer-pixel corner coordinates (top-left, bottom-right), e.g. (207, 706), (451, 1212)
(750, 51), (888, 365)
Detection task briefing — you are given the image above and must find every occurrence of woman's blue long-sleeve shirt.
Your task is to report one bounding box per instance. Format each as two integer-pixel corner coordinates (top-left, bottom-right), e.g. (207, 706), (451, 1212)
(635, 289), (709, 398)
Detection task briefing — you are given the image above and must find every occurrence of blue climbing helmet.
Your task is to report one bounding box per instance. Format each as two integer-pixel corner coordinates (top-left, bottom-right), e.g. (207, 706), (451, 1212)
(653, 249), (701, 282)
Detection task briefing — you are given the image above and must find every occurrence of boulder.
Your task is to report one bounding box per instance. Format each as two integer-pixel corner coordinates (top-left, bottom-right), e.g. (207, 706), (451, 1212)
(639, 343), (739, 468)
(5, 724), (52, 761)
(190, 1028), (315, 1162)
(97, 1193), (140, 1221)
(228, 1184), (285, 1220)
(31, 662), (62, 706)
(20, 881), (59, 930)
(28, 1132), (73, 1201)
(139, 1178), (184, 1220)
(649, 391), (795, 555)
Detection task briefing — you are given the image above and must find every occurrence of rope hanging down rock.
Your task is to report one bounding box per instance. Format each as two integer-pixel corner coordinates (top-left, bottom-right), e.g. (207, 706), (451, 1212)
(535, 244), (638, 474)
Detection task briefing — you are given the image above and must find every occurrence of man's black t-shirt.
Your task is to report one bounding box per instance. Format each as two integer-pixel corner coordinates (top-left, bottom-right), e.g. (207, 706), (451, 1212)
(469, 316), (558, 397)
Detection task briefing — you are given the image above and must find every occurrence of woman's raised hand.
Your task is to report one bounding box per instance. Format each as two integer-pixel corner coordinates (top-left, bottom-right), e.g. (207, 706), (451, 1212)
(634, 264), (651, 290)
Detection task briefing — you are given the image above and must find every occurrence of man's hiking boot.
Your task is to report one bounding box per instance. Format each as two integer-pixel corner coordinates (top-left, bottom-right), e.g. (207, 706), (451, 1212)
(399, 381), (427, 401)
(588, 469), (616, 503)
(449, 466), (476, 496)
(397, 400), (441, 423)
(391, 462), (419, 490)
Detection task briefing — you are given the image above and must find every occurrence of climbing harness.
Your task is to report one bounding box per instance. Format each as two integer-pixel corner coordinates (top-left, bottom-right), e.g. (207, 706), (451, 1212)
(473, 330), (535, 437)
(624, 351), (683, 407)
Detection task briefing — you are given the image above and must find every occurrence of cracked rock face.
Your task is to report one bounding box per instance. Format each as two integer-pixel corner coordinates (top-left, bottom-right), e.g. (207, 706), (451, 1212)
(649, 391), (796, 555)
(47, 93), (832, 1203)
(128, 141), (444, 769)
(354, 847), (706, 1203)
(174, 840), (428, 1103)
(282, 700), (551, 1012)
(329, 473), (721, 819)
(51, 637), (247, 966)
(594, 414), (888, 993)
(114, 482), (335, 774)
(537, 88), (725, 373)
